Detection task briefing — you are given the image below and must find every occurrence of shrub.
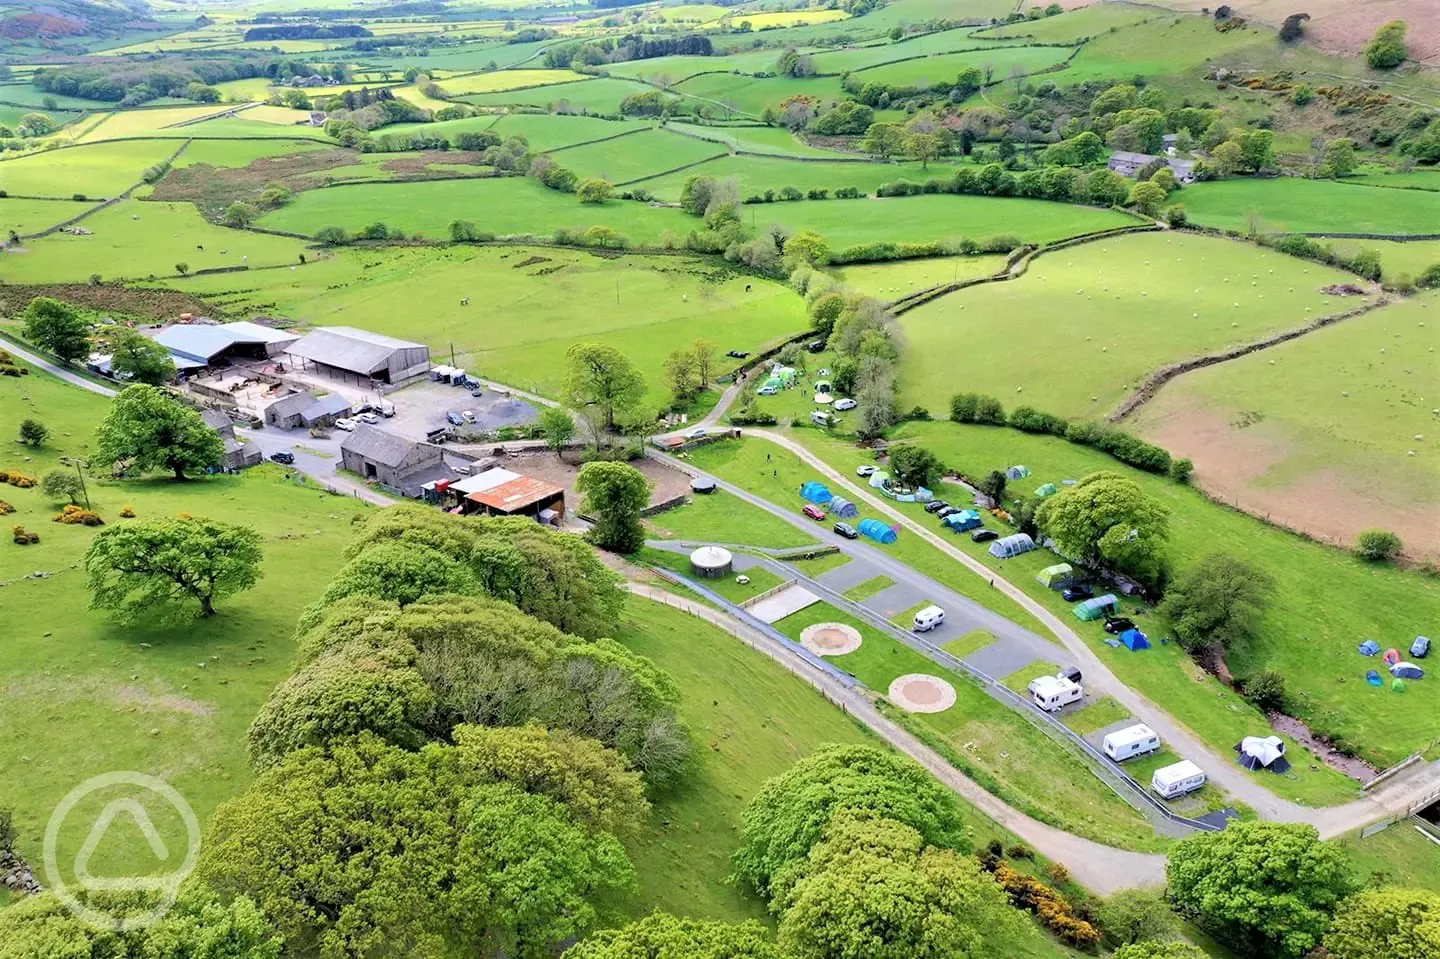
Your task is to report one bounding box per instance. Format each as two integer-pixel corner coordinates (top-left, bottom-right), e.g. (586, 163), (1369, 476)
(1169, 457), (1194, 484)
(1245, 670), (1287, 711)
(0, 500), (13, 515)
(950, 392), (1006, 424)
(18, 419), (47, 446)
(4, 472), (36, 489)
(119, 504), (135, 518)
(53, 504), (104, 526)
(1005, 843), (1034, 860)
(13, 524), (39, 545)
(1354, 528), (1402, 561)
(991, 862), (1099, 948)
(1009, 406), (1068, 435)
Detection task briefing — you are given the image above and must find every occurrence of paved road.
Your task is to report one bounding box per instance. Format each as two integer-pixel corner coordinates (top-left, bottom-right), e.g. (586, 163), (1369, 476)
(740, 428), (1440, 837)
(237, 426), (395, 506)
(626, 580), (1168, 892)
(1, 341), (117, 397)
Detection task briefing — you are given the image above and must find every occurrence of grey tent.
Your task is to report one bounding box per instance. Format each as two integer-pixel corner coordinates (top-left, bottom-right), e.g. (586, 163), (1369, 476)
(988, 533), (1035, 559)
(1390, 662), (1424, 680)
(1235, 735), (1290, 773)
(828, 496), (859, 519)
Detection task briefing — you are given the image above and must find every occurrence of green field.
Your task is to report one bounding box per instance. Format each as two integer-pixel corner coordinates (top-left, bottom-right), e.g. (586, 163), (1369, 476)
(167, 137), (328, 169)
(456, 76), (654, 112)
(604, 48), (785, 82)
(171, 245), (806, 406)
(0, 359), (371, 880)
(897, 232), (1364, 417)
(0, 197), (96, 235)
(3, 197), (311, 284)
(644, 488), (819, 549)
(552, 127), (727, 183)
(258, 175), (694, 242)
(853, 45), (1076, 88)
(1181, 178), (1440, 236)
(440, 68), (589, 94)
(1131, 292), (1440, 558)
(0, 81), (112, 110)
(826, 253), (1008, 298)
(488, 112), (647, 151)
(1326, 238), (1440, 282)
(1346, 172), (1440, 192)
(632, 154), (968, 201)
(977, 4), (1158, 42)
(809, 32), (1023, 74)
(672, 73), (845, 118)
(665, 121), (844, 158)
(1054, 16), (1266, 88)
(0, 140), (181, 198)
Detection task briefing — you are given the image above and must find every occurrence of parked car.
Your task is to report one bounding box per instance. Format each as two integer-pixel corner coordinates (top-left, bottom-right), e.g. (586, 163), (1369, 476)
(462, 410), (477, 423)
(356, 412), (380, 425)
(806, 340), (825, 353)
(1061, 585), (1094, 602)
(726, 350), (749, 359)
(687, 427), (707, 439)
(802, 504), (826, 521)
(333, 418), (357, 431)
(856, 465), (877, 477)
(758, 385), (778, 396)
(446, 411), (464, 426)
(268, 451), (295, 465)
(924, 499), (949, 513)
(469, 386), (484, 397)
(833, 398), (857, 411)
(1103, 617), (1136, 635)
(971, 529), (998, 543)
(936, 506), (961, 519)
(377, 400), (395, 417)
(352, 402), (374, 414)
(833, 522), (858, 539)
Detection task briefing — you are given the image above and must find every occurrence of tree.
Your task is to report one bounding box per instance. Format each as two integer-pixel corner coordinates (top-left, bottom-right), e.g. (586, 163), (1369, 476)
(1365, 20), (1408, 69)
(450, 219), (487, 242)
(785, 230), (829, 267)
(175, 261), (190, 275)
(564, 343), (646, 431)
(1035, 472), (1169, 583)
(733, 744), (969, 897)
(1209, 140), (1244, 177)
(85, 517), (263, 621)
(664, 347), (699, 402)
(22, 296), (90, 364)
(539, 407), (575, 456)
(576, 177), (614, 204)
(222, 200), (258, 227)
(1325, 887), (1440, 959)
(1279, 12), (1310, 42)
(905, 131), (942, 168)
(854, 354), (898, 438)
(1096, 889), (1177, 947)
(978, 469), (1007, 503)
(18, 111), (55, 135)
(577, 461), (651, 553)
(91, 384), (225, 480)
(888, 443), (944, 489)
(1166, 821), (1357, 958)
(1320, 137), (1358, 177)
(808, 292), (847, 336)
(1168, 457), (1193, 483)
(322, 541), (477, 608)
(18, 418), (47, 447)
(40, 468), (83, 504)
(1113, 943), (1206, 959)
(564, 913), (781, 958)
(860, 121), (907, 159)
(1158, 553), (1274, 654)
(1354, 528), (1403, 561)
(691, 338), (717, 388)
(1244, 669), (1287, 711)
(108, 327), (176, 385)
(775, 811), (1025, 959)
(1128, 180), (1168, 216)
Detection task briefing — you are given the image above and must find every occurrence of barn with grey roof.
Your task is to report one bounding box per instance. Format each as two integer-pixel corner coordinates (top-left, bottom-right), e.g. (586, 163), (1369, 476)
(286, 327), (430, 385)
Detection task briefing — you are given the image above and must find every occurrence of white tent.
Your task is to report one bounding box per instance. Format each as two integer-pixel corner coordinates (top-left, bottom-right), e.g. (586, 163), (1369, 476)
(1236, 735), (1287, 771)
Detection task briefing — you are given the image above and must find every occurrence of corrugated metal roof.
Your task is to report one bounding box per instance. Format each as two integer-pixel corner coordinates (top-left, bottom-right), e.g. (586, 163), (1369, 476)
(154, 325), (243, 363)
(300, 394), (352, 422)
(220, 321), (299, 345)
(287, 327), (426, 375)
(467, 475), (564, 512)
(451, 467), (521, 495)
(266, 391), (317, 418)
(341, 424), (417, 467)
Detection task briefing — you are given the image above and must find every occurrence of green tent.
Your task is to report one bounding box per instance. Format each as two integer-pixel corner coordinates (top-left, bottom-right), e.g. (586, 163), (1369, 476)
(1037, 563), (1075, 589)
(1035, 483), (1058, 497)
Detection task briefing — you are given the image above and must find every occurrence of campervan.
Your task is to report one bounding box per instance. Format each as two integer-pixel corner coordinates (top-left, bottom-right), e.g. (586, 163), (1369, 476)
(810, 411), (834, 427)
(1151, 760), (1206, 799)
(1103, 724), (1161, 762)
(912, 605), (946, 632)
(1028, 674), (1083, 712)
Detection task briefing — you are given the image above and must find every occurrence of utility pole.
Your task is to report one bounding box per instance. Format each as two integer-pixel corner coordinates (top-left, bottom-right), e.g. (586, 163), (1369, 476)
(62, 457), (90, 509)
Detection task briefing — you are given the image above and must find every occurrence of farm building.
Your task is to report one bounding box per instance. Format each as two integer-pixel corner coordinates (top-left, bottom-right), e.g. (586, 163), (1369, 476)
(1107, 151), (1197, 183)
(286, 326), (431, 385)
(339, 425), (449, 492)
(200, 408), (261, 470)
(450, 467), (565, 522)
(152, 320), (299, 372)
(690, 545), (733, 578)
(263, 390), (354, 430)
(988, 533), (1035, 559)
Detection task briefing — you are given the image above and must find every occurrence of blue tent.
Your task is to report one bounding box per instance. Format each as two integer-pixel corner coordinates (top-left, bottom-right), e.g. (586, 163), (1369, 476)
(1358, 639), (1380, 657)
(857, 518), (897, 544)
(1120, 628), (1151, 651)
(800, 481), (833, 505)
(1366, 670), (1383, 687)
(828, 496), (859, 519)
(943, 510), (982, 532)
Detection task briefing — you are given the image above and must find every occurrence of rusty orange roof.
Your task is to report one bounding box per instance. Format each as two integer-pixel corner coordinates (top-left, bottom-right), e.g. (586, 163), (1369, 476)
(466, 474), (564, 512)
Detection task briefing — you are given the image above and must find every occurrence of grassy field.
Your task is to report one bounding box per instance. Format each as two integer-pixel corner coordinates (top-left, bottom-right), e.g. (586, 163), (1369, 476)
(240, 104), (316, 125)
(644, 488), (819, 549)
(1055, 16), (1267, 87)
(552, 127), (727, 183)
(1338, 822), (1440, 893)
(897, 232), (1365, 417)
(1181, 178), (1440, 236)
(1130, 292), (1440, 558)
(977, 4), (1158, 42)
(633, 155), (967, 202)
(440, 69), (590, 94)
(258, 175), (694, 242)
(826, 253), (1009, 298)
(0, 197), (97, 235)
(844, 575), (895, 602)
(1062, 697), (1132, 736)
(665, 121), (844, 158)
(1325, 238), (1440, 282)
(808, 32), (1022, 73)
(488, 112), (646, 151)
(802, 419), (1437, 779)
(456, 76), (655, 111)
(1347, 172), (1440, 191)
(0, 140), (181, 198)
(770, 602), (1170, 852)
(3, 197), (311, 284)
(170, 245), (805, 407)
(604, 48), (787, 82)
(77, 106), (235, 142)
(634, 545), (787, 606)
(853, 45), (1076, 88)
(167, 138), (328, 169)
(0, 359), (371, 880)
(671, 73), (846, 118)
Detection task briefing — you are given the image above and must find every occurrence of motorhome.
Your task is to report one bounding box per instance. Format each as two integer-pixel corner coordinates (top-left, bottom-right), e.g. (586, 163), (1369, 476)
(1151, 760), (1206, 799)
(1028, 674), (1083, 712)
(912, 605), (946, 632)
(1103, 724), (1161, 762)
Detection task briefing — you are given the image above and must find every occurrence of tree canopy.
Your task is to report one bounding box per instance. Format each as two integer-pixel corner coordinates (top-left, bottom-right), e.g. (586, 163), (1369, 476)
(108, 328), (177, 385)
(91, 385), (226, 480)
(1159, 553), (1274, 654)
(1166, 821), (1357, 958)
(887, 444), (944, 490)
(564, 913), (781, 958)
(577, 460), (652, 553)
(21, 296), (91, 364)
(1324, 887), (1440, 959)
(1035, 471), (1169, 584)
(84, 516), (263, 621)
(1365, 20), (1408, 69)
(564, 343), (646, 430)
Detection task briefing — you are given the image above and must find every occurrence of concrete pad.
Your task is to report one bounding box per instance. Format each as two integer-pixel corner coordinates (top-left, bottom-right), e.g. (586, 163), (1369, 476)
(965, 637), (1044, 683)
(860, 582), (927, 619)
(747, 583), (821, 624)
(815, 557), (880, 592)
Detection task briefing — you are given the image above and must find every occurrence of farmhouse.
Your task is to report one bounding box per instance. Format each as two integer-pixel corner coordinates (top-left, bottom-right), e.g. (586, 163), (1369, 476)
(286, 326), (431, 386)
(1107, 151), (1197, 184)
(308, 111), (327, 127)
(151, 320), (299, 374)
(340, 424), (451, 493)
(448, 467), (565, 523)
(200, 408), (262, 470)
(263, 390), (354, 429)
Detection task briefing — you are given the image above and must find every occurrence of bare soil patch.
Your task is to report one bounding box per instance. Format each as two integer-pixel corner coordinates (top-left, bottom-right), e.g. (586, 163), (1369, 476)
(0, 283), (213, 321)
(501, 451), (692, 510)
(113, 684), (216, 718)
(376, 151), (488, 175)
(1146, 0), (1440, 62)
(151, 149), (359, 216)
(1270, 712), (1379, 781)
(800, 622), (863, 656)
(888, 673), (957, 713)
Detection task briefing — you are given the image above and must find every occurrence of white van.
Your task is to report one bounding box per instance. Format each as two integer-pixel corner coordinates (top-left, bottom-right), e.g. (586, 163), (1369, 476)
(1151, 760), (1206, 799)
(912, 605), (946, 632)
(1028, 675), (1083, 712)
(1103, 724), (1161, 762)
(810, 410), (833, 427)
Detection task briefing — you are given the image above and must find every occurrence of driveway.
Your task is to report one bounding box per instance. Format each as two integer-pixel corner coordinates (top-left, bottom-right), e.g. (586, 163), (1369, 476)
(237, 425), (393, 506)
(1, 340), (116, 397)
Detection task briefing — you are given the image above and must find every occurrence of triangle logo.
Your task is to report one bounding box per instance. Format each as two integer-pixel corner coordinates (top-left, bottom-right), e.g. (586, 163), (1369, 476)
(73, 799), (171, 891)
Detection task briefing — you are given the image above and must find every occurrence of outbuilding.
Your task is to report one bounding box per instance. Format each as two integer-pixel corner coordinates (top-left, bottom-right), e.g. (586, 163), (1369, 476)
(464, 471), (565, 522)
(690, 546), (733, 579)
(201, 408), (261, 470)
(263, 390), (354, 430)
(340, 425), (445, 489)
(287, 326), (431, 385)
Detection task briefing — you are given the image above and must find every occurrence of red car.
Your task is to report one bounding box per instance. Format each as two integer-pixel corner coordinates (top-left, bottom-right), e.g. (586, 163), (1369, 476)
(802, 504), (827, 521)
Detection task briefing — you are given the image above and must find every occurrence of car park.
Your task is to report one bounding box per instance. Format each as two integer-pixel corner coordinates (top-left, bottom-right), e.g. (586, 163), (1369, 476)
(856, 465), (876, 477)
(1104, 617), (1136, 635)
(971, 529), (998, 543)
(356, 412), (380, 425)
(833, 522), (858, 539)
(802, 504), (826, 521)
(446, 411), (464, 426)
(833, 398), (857, 411)
(1061, 585), (1094, 602)
(333, 418), (357, 431)
(269, 451), (295, 465)
(924, 500), (949, 513)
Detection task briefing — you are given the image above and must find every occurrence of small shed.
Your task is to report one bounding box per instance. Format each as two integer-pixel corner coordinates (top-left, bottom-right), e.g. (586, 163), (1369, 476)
(988, 533), (1035, 559)
(943, 509), (982, 532)
(690, 477), (717, 495)
(828, 496), (859, 519)
(1073, 594), (1119, 622)
(1120, 628), (1151, 651)
(800, 481), (833, 505)
(858, 518), (897, 544)
(1005, 465), (1031, 480)
(1235, 735), (1289, 773)
(1034, 483), (1058, 498)
(1036, 563), (1075, 589)
(690, 545), (733, 579)
(1390, 662), (1424, 680)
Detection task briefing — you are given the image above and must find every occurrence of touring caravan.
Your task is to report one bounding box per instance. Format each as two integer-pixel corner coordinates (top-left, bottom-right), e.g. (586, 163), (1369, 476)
(1151, 760), (1206, 799)
(1103, 724), (1161, 762)
(1028, 674), (1083, 712)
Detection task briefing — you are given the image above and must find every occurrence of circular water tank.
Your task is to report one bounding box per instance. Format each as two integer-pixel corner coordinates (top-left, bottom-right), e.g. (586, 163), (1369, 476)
(689, 545), (733, 578)
(690, 477), (717, 495)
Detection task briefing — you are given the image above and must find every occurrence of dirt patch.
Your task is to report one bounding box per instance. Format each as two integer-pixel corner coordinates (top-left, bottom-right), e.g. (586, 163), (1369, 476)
(513, 255), (551, 268)
(499, 451), (692, 511)
(113, 685), (216, 718)
(800, 622), (862, 656)
(0, 283), (213, 322)
(150, 149), (359, 216)
(376, 151), (488, 175)
(888, 673), (957, 713)
(1321, 284), (1369, 296)
(1269, 712), (1379, 782)
(1143, 0), (1440, 63)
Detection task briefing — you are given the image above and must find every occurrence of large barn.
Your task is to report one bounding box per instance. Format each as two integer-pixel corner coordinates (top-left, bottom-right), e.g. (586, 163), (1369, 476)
(286, 327), (430, 385)
(150, 321), (299, 373)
